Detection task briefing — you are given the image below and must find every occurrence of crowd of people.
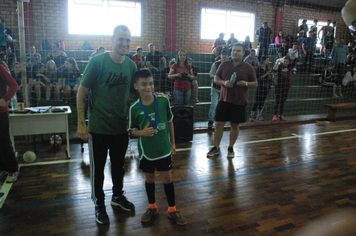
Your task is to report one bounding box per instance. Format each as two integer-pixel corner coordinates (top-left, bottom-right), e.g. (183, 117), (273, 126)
(207, 19), (356, 127)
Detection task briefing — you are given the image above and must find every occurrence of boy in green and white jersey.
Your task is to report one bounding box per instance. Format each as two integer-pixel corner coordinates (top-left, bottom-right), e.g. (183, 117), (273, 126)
(128, 69), (186, 225)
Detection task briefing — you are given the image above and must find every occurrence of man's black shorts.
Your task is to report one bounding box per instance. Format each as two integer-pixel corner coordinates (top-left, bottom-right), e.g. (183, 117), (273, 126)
(215, 101), (246, 124)
(140, 155), (172, 173)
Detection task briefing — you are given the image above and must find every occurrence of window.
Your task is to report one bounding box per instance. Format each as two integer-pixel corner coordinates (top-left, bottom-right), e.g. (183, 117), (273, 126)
(68, 0), (141, 36)
(201, 8), (255, 42)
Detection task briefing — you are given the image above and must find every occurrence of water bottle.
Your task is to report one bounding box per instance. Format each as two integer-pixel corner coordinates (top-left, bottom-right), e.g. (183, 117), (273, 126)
(230, 72), (236, 82)
(10, 93), (17, 112)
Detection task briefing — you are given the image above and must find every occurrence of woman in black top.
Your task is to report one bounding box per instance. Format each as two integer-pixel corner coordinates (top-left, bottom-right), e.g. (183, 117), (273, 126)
(29, 62), (51, 103)
(45, 60), (61, 100)
(11, 62), (30, 102)
(60, 57), (81, 105)
(249, 56), (272, 121)
(47, 42), (67, 70)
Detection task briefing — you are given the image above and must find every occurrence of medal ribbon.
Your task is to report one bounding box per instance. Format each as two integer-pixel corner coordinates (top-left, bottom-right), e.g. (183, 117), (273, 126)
(139, 94), (158, 130)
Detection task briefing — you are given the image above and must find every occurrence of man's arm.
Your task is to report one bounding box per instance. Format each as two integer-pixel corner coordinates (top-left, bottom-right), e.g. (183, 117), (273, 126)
(168, 121), (176, 155)
(77, 84), (90, 141)
(214, 75), (234, 88)
(161, 56), (167, 69)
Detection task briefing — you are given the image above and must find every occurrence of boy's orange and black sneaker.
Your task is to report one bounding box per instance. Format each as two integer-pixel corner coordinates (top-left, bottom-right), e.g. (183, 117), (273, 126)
(167, 211), (187, 225)
(141, 208), (158, 222)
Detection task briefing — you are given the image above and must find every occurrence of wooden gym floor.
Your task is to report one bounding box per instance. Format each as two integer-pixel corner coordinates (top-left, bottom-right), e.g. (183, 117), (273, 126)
(0, 119), (356, 236)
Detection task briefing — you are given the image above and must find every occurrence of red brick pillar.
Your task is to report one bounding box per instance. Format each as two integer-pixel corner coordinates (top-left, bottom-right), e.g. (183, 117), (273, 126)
(166, 0), (176, 52)
(274, 7), (284, 37)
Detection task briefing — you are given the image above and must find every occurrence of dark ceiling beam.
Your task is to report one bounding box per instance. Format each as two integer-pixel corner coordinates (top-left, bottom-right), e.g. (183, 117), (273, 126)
(287, 0), (344, 12)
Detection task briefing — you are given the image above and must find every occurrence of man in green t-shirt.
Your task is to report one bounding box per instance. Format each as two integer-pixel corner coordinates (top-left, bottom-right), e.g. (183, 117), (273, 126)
(77, 25), (137, 225)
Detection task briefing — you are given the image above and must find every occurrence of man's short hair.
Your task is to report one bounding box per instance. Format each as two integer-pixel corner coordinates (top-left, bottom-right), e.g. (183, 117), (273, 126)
(133, 68), (152, 83)
(232, 43), (245, 52)
(283, 56), (291, 61)
(148, 43), (154, 47)
(314, 19), (318, 23)
(263, 22), (268, 25)
(302, 19), (307, 23)
(1, 18), (6, 23)
(113, 25), (129, 36)
(136, 46), (143, 52)
(250, 49), (256, 53)
(219, 32), (224, 37)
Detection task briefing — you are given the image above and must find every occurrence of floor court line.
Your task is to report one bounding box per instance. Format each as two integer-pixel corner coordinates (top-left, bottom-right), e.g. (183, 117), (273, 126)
(1, 153), (355, 211)
(2, 127), (355, 209)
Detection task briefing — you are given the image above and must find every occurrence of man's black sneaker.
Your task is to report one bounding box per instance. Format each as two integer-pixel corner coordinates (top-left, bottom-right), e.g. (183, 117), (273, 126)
(207, 146), (220, 157)
(111, 194), (135, 211)
(95, 205), (110, 225)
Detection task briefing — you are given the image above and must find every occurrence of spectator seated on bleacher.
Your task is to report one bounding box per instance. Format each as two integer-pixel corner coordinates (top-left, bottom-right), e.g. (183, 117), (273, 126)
(26, 45), (42, 69)
(161, 58), (176, 96)
(29, 62), (51, 104)
(145, 43), (166, 76)
(212, 33), (227, 58)
(11, 62), (30, 103)
(274, 30), (284, 47)
(242, 36), (252, 58)
(45, 60), (61, 101)
(90, 46), (105, 60)
(322, 62), (344, 98)
(288, 43), (299, 73)
(132, 46), (146, 69)
(342, 66), (356, 86)
(59, 57), (82, 105)
(243, 49), (260, 69)
(0, 44), (16, 70)
(82, 41), (93, 50)
(47, 42), (67, 71)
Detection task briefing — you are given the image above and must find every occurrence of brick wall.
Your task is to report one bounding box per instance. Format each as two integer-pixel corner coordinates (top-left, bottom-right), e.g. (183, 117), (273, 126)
(0, 0), (351, 54)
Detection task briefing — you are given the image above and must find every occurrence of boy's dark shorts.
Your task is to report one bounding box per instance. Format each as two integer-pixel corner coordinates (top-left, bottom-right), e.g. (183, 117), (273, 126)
(215, 101), (246, 124)
(140, 155), (172, 173)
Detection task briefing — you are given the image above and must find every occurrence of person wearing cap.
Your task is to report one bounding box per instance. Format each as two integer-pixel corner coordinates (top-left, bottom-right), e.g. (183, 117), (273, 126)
(145, 43), (166, 75)
(322, 29), (335, 65)
(207, 48), (229, 128)
(256, 22), (273, 62)
(212, 33), (227, 58)
(243, 49), (260, 69)
(1, 19), (16, 52)
(302, 31), (317, 73)
(310, 20), (318, 39)
(132, 47), (145, 69)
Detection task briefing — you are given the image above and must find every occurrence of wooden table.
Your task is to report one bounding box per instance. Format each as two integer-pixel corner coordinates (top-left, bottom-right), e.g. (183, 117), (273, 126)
(9, 106), (72, 158)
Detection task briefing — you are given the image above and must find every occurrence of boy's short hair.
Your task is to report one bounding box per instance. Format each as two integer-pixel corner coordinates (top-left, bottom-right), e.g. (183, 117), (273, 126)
(133, 68), (152, 83)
